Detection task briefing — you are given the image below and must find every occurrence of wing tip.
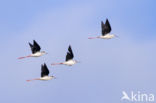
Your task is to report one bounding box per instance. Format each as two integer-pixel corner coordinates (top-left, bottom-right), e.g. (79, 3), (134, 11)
(69, 45), (71, 48)
(33, 40), (36, 42)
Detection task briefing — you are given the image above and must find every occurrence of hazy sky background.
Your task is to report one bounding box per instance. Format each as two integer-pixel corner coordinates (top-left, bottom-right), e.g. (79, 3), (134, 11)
(0, 0), (156, 103)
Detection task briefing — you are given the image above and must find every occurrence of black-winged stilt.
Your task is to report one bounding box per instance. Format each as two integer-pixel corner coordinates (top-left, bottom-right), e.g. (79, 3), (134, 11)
(51, 45), (79, 66)
(88, 19), (117, 39)
(18, 40), (47, 59)
(26, 63), (55, 82)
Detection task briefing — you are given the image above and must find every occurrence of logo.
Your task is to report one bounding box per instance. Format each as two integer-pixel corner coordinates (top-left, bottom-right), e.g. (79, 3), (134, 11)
(121, 91), (154, 102)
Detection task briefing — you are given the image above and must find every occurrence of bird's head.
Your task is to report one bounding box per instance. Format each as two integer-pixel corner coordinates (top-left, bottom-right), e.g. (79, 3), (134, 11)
(50, 76), (56, 79)
(114, 34), (119, 38)
(41, 51), (48, 55)
(75, 60), (80, 63)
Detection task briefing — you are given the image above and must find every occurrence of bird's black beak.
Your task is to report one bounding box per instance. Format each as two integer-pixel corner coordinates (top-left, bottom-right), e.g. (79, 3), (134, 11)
(53, 76), (56, 79)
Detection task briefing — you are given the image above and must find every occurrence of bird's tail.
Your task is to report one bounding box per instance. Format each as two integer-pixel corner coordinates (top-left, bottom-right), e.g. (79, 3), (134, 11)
(26, 78), (40, 82)
(18, 55), (31, 59)
(51, 62), (63, 65)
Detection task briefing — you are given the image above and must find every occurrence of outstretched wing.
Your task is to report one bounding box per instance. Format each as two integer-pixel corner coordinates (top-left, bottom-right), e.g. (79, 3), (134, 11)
(41, 63), (49, 77)
(101, 21), (105, 35)
(32, 40), (41, 53)
(101, 19), (112, 36)
(29, 42), (34, 53)
(66, 45), (74, 61)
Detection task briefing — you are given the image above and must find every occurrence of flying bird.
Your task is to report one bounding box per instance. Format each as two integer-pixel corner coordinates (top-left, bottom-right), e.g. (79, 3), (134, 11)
(88, 19), (117, 39)
(51, 45), (79, 66)
(18, 40), (47, 59)
(26, 63), (55, 82)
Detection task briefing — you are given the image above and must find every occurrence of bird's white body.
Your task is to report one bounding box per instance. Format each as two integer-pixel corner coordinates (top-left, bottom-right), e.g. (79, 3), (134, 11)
(18, 51), (46, 59)
(40, 76), (53, 81)
(88, 34), (117, 39)
(99, 34), (115, 39)
(26, 76), (55, 82)
(31, 52), (46, 57)
(51, 59), (78, 66)
(63, 60), (76, 66)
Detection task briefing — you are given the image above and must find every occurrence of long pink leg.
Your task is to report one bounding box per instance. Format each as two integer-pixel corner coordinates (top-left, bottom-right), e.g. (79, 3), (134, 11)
(26, 78), (40, 82)
(51, 62), (63, 65)
(18, 55), (31, 59)
(88, 36), (100, 39)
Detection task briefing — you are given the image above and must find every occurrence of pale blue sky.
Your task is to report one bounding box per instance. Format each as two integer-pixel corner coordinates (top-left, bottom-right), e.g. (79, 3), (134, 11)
(0, 0), (156, 103)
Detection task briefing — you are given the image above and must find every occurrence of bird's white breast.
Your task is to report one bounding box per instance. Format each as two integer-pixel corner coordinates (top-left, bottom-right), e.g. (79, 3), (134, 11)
(32, 52), (43, 57)
(100, 34), (115, 39)
(40, 76), (53, 80)
(64, 60), (76, 66)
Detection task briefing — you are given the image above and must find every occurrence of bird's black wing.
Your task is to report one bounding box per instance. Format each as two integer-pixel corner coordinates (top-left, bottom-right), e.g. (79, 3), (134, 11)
(29, 43), (34, 53)
(65, 45), (74, 61)
(41, 63), (49, 77)
(101, 19), (112, 36)
(101, 21), (105, 35)
(32, 40), (41, 53)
